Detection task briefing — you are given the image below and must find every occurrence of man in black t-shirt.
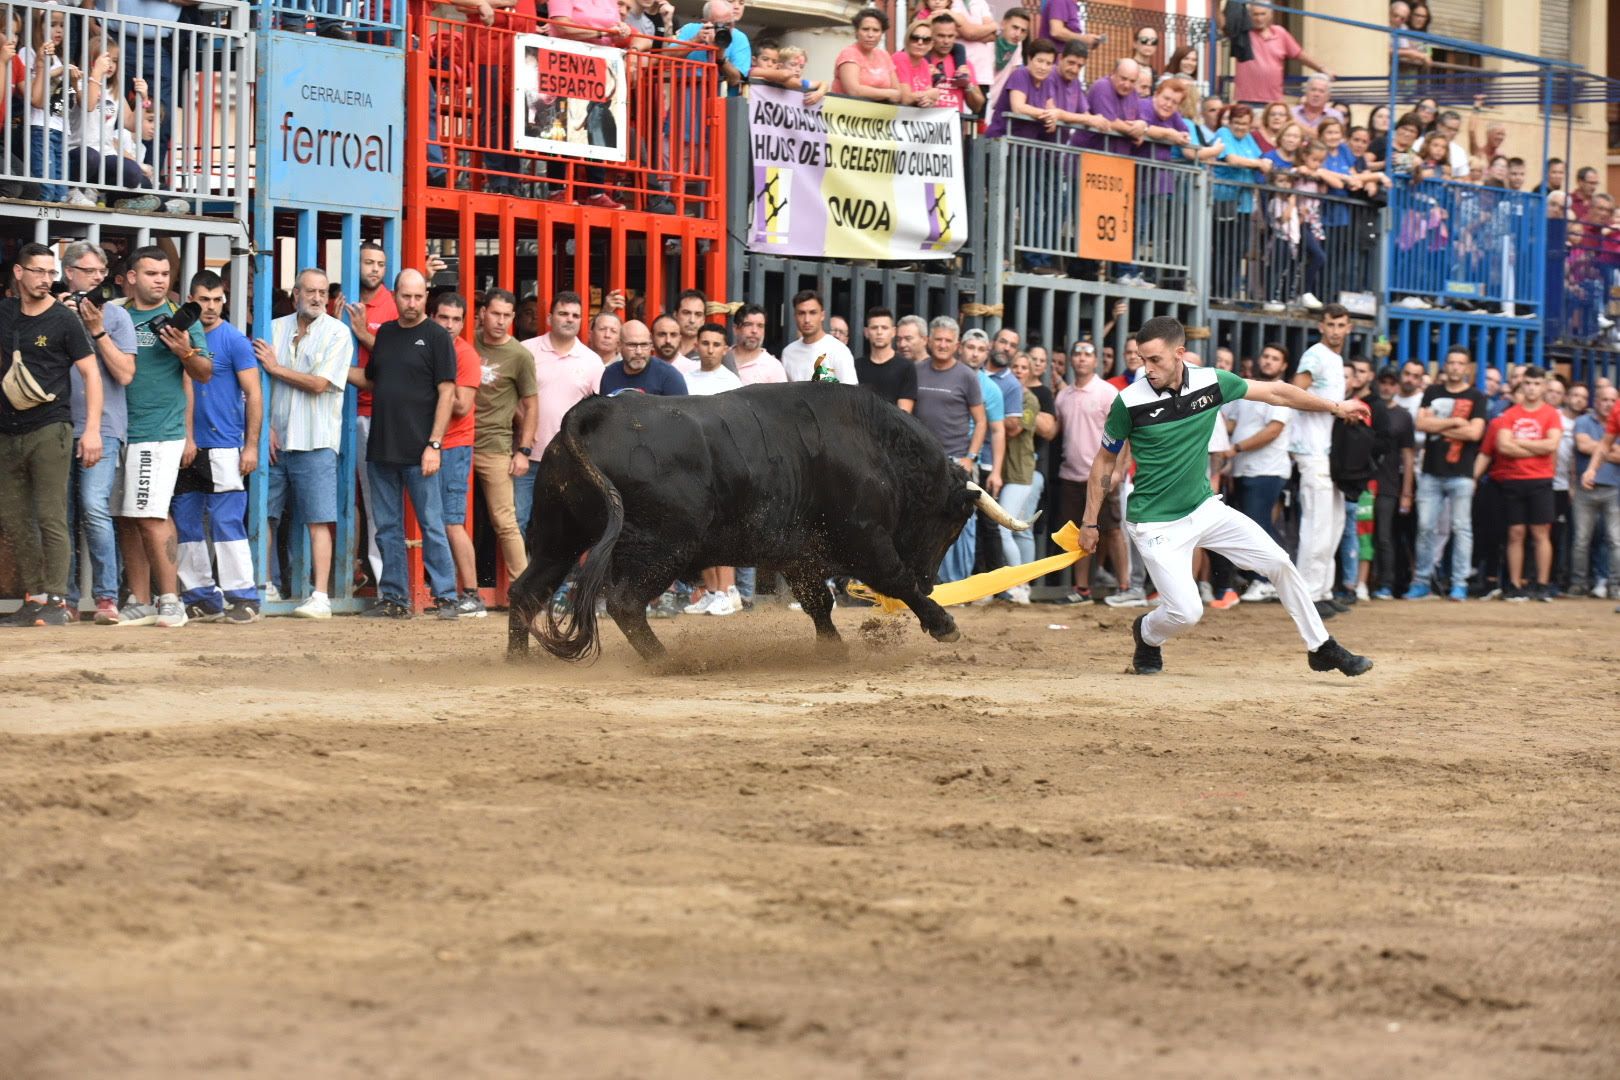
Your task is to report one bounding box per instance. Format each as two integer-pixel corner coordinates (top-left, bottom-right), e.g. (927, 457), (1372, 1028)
(350, 268), (460, 620)
(1410, 346), (1487, 600)
(0, 243), (101, 627)
(852, 307), (917, 412)
(1370, 365), (1416, 598)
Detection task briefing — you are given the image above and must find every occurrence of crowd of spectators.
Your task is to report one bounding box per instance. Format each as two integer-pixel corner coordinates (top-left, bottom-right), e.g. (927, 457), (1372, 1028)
(3, 235), (1619, 626)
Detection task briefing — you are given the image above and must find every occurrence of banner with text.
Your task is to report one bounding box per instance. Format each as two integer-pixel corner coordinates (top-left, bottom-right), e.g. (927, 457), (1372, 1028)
(512, 34), (627, 163)
(747, 86), (965, 261)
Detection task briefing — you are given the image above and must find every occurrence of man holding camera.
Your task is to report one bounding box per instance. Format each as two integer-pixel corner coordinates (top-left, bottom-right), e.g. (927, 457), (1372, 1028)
(113, 246), (214, 628)
(675, 0), (751, 96)
(175, 270), (262, 623)
(0, 243), (101, 627)
(60, 242), (137, 625)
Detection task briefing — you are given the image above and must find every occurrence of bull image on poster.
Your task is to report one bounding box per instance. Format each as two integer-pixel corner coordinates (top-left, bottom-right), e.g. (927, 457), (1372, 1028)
(513, 33), (627, 163)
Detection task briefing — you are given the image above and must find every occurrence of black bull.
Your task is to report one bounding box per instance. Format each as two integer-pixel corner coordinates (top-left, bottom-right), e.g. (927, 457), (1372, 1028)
(506, 383), (1032, 662)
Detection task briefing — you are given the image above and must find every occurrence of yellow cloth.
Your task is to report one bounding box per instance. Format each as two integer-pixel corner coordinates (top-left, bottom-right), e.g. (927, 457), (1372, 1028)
(847, 522), (1089, 614)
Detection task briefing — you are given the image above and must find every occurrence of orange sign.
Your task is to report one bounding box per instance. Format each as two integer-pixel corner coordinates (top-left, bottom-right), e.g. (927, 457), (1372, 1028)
(1077, 153), (1136, 263)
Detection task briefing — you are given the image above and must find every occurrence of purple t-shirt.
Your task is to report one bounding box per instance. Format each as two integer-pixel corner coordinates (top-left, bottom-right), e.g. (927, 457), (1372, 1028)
(985, 66), (1054, 140)
(1049, 73), (1086, 145)
(1082, 76), (1138, 153)
(1134, 99), (1188, 162)
(1038, 0), (1080, 46)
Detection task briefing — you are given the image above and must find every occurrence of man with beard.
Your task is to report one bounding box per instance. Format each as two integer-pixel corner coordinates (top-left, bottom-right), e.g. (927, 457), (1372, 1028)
(601, 319), (689, 396)
(651, 314), (695, 376)
(727, 304), (787, 385)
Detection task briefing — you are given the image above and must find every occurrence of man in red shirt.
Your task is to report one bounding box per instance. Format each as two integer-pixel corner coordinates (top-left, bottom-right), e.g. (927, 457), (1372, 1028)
(1232, 4), (1332, 106)
(1106, 335), (1141, 390)
(1476, 366), (1563, 601)
(430, 292), (487, 617)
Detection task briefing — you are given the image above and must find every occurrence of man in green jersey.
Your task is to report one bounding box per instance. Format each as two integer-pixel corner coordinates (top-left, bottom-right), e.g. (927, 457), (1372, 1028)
(1079, 317), (1374, 677)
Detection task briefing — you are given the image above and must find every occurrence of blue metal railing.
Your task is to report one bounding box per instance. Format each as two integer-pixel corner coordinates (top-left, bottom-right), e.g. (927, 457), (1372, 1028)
(1386, 179), (1544, 308)
(1546, 220), (1620, 347)
(258, 0), (403, 45)
(1208, 177), (1381, 310)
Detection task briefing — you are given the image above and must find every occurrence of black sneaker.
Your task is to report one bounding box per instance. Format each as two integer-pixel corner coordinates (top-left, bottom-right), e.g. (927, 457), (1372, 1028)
(185, 602), (226, 623)
(1308, 637), (1374, 677)
(1502, 585), (1529, 602)
(1059, 587), (1092, 605)
(1313, 599), (1339, 620)
(1333, 588), (1358, 607)
(435, 597), (460, 621)
(1533, 583), (1555, 602)
(1327, 596), (1352, 613)
(1130, 613), (1162, 675)
(222, 603), (260, 624)
(35, 595), (74, 626)
(0, 599), (46, 627)
(362, 600), (413, 619)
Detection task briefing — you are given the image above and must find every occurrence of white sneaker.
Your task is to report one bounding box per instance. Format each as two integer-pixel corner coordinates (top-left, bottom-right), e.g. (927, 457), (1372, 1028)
(1395, 295), (1433, 309)
(262, 583), (284, 603)
(725, 586), (742, 611)
(1241, 580), (1278, 602)
(1197, 581), (1215, 604)
(1298, 292), (1324, 311)
(155, 595), (188, 628)
(1006, 584), (1032, 605)
(1104, 587), (1148, 608)
(682, 591), (715, 615)
(1354, 583), (1370, 602)
(706, 591), (736, 616)
(67, 187), (98, 206)
(1262, 301), (1286, 313)
(293, 593), (332, 620)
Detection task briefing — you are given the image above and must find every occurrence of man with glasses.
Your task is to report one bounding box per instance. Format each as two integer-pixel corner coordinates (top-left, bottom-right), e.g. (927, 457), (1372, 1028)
(601, 319), (688, 396)
(60, 242), (136, 624)
(0, 244), (101, 627)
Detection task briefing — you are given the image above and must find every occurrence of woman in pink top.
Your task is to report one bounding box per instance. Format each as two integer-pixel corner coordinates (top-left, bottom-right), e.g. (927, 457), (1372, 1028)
(835, 7), (905, 103)
(891, 19), (945, 106)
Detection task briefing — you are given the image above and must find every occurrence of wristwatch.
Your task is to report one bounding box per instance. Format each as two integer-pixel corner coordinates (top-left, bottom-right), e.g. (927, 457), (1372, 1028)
(517, 445), (533, 457)
(428, 440), (442, 451)
(92, 330), (107, 341)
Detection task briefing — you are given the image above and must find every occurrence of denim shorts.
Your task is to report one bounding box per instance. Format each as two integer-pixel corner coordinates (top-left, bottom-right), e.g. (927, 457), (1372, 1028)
(438, 445), (473, 526)
(267, 448), (338, 524)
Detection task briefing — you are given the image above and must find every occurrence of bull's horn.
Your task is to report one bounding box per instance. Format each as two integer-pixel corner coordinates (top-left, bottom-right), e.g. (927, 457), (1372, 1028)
(965, 481), (1031, 532)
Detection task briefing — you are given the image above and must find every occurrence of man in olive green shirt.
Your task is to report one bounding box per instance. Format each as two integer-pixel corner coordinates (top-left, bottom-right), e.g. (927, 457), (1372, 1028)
(473, 289), (539, 577)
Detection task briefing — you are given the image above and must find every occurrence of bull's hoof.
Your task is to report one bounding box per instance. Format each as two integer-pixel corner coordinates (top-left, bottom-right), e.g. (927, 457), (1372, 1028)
(933, 628), (961, 644)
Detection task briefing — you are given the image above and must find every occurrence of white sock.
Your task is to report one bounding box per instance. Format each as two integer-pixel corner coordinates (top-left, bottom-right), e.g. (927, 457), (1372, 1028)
(310, 590), (328, 602)
(27, 592), (48, 604)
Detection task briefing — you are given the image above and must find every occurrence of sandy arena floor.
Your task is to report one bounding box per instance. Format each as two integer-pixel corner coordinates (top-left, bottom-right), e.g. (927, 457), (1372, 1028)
(1, 597), (1617, 1079)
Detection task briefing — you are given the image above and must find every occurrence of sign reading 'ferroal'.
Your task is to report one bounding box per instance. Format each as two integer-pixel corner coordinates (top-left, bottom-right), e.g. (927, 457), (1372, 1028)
(746, 85), (966, 261)
(263, 35), (404, 213)
(1078, 153), (1136, 263)
(513, 34), (627, 163)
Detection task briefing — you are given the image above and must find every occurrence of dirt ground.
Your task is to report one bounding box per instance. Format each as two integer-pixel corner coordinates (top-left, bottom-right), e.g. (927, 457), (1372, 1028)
(1, 597), (1617, 1079)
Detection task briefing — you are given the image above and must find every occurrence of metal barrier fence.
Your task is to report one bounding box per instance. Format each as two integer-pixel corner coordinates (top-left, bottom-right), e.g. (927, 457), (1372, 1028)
(409, 3), (723, 222)
(1387, 179), (1544, 310)
(260, 0), (402, 43)
(1209, 176), (1380, 310)
(1, 0), (252, 215)
(1386, 308), (1540, 374)
(1546, 220), (1619, 348)
(991, 136), (1207, 287)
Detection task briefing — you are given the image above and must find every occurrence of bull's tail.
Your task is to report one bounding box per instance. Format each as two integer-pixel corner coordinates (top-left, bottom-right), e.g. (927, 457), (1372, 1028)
(530, 430), (624, 663)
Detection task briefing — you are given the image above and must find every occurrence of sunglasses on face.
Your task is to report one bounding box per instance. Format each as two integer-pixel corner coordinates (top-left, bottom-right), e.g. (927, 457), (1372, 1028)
(910, 33), (931, 42)
(1138, 35), (1157, 45)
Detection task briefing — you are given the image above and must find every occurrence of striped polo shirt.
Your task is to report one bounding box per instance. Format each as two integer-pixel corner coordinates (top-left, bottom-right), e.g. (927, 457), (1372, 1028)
(1103, 364), (1250, 524)
(268, 311), (354, 453)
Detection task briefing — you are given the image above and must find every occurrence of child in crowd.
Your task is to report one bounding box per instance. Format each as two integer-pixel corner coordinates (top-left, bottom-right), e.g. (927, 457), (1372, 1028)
(20, 5), (74, 202)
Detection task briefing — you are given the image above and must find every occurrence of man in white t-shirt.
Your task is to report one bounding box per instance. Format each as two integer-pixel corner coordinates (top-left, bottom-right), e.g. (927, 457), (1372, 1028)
(1222, 343), (1294, 602)
(1289, 306), (1351, 617)
(779, 290), (857, 384)
(681, 323), (744, 617)
(1393, 358), (1427, 450)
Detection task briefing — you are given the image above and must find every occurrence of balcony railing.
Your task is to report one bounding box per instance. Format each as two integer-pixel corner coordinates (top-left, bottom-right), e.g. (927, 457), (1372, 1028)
(1387, 178), (1543, 310)
(260, 0), (403, 44)
(990, 135), (1207, 288)
(1209, 176), (1382, 309)
(407, 2), (724, 221)
(0, 0), (252, 215)
(1547, 219), (1620, 347)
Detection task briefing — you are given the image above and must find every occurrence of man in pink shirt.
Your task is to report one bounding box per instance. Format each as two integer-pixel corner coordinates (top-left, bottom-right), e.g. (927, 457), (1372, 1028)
(1052, 341), (1129, 602)
(515, 291), (602, 529)
(1233, 4), (1332, 106)
(727, 304), (788, 385)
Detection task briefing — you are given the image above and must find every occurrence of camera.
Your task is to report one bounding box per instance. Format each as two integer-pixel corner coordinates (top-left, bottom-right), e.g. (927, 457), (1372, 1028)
(709, 21), (733, 50)
(68, 289), (102, 310)
(151, 300), (202, 338)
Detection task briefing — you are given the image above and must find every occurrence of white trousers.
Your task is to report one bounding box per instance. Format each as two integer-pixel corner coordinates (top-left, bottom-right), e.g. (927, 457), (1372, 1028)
(355, 414), (383, 581)
(1130, 496), (1330, 651)
(1292, 453), (1345, 601)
